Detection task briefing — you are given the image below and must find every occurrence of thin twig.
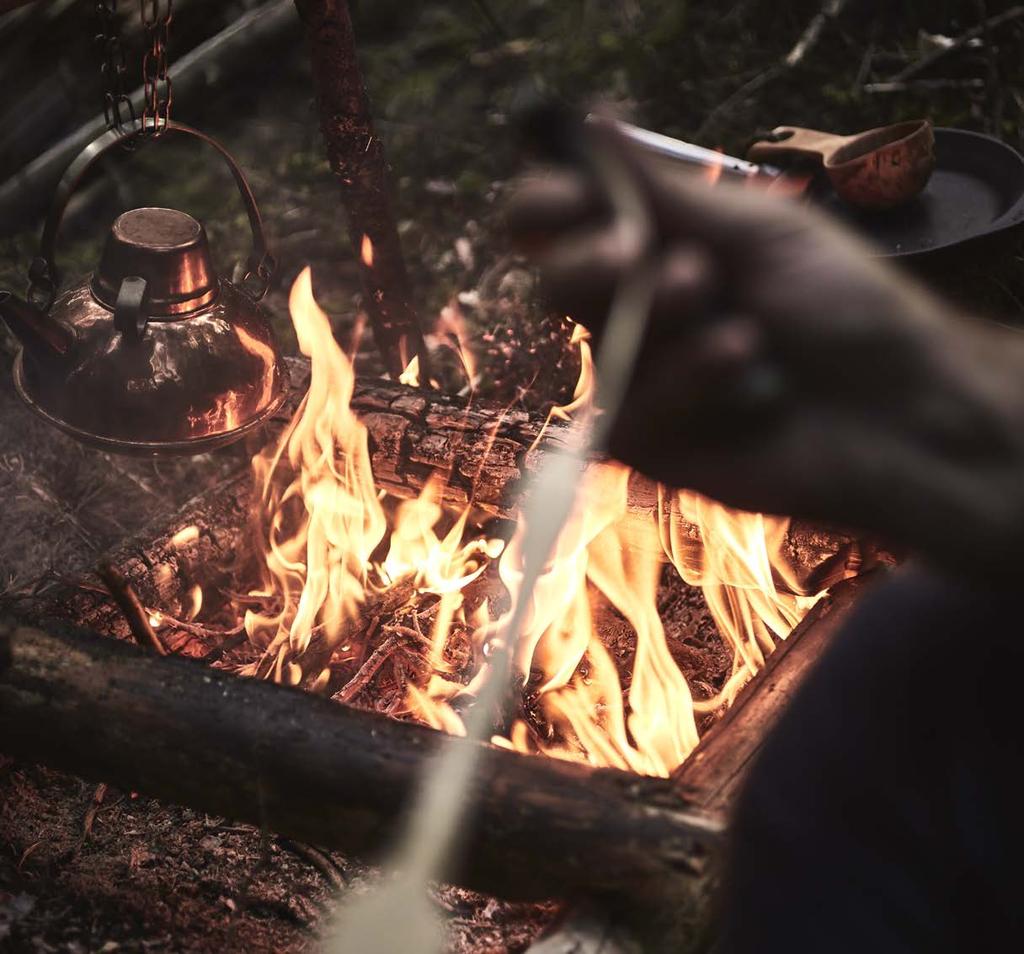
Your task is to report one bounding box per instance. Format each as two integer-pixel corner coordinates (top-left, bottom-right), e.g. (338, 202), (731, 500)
(332, 627), (428, 705)
(201, 631), (250, 665)
(784, 0), (850, 68)
(333, 634), (404, 703)
(98, 562), (168, 656)
(890, 4), (1024, 83)
(153, 616), (245, 639)
(864, 78), (986, 93)
(82, 782), (108, 840)
(853, 39), (875, 89)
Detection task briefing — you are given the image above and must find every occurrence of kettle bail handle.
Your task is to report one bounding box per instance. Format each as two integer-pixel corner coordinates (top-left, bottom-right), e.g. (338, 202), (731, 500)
(28, 121), (276, 311)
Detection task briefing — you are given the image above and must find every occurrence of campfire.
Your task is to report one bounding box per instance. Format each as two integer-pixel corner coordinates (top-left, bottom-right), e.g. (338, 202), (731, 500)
(108, 262), (840, 784)
(2, 2), (939, 948)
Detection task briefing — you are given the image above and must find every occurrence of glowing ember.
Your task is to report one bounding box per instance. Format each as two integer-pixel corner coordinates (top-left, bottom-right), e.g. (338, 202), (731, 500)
(231, 267), (829, 776)
(361, 233), (374, 268)
(171, 525), (199, 548)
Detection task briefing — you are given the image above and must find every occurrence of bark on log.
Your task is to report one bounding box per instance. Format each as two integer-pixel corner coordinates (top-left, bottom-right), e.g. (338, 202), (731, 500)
(295, 0), (428, 379)
(349, 380), (870, 591)
(0, 617), (722, 904)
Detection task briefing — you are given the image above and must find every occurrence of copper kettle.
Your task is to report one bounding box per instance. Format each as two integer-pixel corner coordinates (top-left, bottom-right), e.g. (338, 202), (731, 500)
(0, 122), (288, 455)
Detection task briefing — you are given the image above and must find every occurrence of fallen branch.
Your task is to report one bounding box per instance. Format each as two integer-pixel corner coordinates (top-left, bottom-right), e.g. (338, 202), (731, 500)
(696, 0), (851, 138)
(890, 5), (1024, 83)
(0, 617), (721, 903)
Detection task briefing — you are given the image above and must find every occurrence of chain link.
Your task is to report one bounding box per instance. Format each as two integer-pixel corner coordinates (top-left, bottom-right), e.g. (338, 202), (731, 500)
(94, 0), (136, 136)
(140, 0), (173, 136)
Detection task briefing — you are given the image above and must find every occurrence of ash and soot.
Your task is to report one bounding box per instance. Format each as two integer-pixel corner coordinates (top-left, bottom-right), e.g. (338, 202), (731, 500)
(181, 261), (832, 779)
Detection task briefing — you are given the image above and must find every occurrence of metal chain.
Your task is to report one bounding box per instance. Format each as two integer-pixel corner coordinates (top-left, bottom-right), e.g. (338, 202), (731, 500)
(140, 0), (173, 136)
(94, 0), (137, 136)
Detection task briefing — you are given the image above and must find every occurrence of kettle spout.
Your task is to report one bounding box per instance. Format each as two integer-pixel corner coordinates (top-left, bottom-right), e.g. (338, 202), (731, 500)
(0, 291), (74, 363)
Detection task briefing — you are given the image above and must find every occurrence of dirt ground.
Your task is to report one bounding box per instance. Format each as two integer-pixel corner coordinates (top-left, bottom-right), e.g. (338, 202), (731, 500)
(3, 0), (1024, 951)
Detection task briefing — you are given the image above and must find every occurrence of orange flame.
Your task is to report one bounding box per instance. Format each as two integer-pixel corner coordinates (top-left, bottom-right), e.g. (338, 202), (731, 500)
(705, 149), (724, 187)
(243, 267), (387, 680)
(435, 300), (478, 390)
(360, 234), (374, 268)
(399, 354), (420, 387)
(235, 268), (829, 776)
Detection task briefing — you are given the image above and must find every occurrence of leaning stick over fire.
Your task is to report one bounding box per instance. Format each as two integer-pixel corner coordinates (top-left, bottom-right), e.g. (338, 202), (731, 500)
(97, 561), (168, 656)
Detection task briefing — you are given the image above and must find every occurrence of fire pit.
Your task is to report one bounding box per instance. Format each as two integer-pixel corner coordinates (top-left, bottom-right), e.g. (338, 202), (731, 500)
(0, 262), (877, 951)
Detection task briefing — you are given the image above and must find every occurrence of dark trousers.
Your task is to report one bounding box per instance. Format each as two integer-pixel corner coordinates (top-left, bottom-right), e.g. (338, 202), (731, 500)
(720, 569), (1024, 953)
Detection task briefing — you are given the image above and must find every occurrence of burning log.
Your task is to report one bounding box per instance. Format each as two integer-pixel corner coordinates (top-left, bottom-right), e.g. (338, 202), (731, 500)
(0, 617), (722, 904)
(40, 368), (866, 647)
(295, 0), (429, 378)
(348, 380), (869, 590)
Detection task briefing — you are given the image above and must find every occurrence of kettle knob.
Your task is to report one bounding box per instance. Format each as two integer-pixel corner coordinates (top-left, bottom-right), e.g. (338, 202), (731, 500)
(93, 208), (217, 321)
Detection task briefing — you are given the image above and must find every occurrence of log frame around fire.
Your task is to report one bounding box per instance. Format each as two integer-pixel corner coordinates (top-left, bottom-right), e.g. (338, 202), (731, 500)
(0, 352), (882, 948)
(0, 573), (872, 948)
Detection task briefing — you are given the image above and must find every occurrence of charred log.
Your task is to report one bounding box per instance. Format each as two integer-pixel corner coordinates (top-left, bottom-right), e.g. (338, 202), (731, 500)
(0, 617), (721, 904)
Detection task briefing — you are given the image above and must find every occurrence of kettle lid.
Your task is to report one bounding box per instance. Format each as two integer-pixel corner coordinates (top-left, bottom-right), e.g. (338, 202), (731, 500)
(92, 207), (218, 317)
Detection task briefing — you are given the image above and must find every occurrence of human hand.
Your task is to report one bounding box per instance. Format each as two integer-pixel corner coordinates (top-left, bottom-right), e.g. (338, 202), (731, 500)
(508, 135), (1024, 571)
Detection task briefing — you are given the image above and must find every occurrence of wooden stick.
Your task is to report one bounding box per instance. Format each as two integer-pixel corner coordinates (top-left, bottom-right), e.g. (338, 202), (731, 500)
(97, 561), (168, 656)
(294, 0), (429, 379)
(673, 573), (870, 811)
(0, 617), (722, 903)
